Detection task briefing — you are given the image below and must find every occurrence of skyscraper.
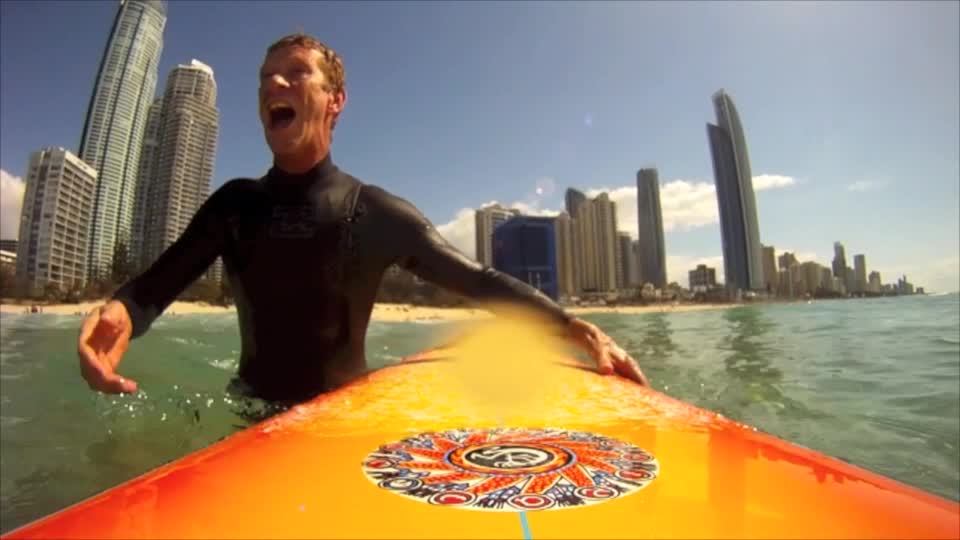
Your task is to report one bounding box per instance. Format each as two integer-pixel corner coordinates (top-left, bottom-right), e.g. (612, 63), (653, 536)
(832, 242), (847, 279)
(565, 188), (588, 293)
(778, 251), (799, 270)
(868, 271), (882, 293)
(139, 60), (220, 274)
(617, 232), (634, 290)
(635, 168), (667, 289)
(16, 148), (98, 292)
(592, 193), (619, 292)
(854, 254), (867, 294)
(706, 89), (764, 293)
(554, 212), (576, 298)
(131, 98), (163, 268)
(80, 0), (166, 281)
(492, 216), (559, 301)
(761, 244), (777, 294)
(474, 204), (520, 266)
(564, 189), (618, 293)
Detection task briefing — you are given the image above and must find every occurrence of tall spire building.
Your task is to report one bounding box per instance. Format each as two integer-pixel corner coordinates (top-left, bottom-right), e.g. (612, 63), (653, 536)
(706, 89), (764, 293)
(635, 167), (667, 288)
(79, 0), (166, 280)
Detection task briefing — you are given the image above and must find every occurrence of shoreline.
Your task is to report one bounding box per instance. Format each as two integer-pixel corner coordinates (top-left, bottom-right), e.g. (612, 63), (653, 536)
(0, 300), (733, 322)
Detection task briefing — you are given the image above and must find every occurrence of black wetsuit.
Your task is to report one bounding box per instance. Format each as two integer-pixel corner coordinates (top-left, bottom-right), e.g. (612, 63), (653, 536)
(113, 155), (571, 402)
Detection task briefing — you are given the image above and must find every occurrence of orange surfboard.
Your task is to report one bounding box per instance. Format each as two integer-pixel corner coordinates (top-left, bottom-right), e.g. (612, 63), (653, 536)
(4, 344), (959, 539)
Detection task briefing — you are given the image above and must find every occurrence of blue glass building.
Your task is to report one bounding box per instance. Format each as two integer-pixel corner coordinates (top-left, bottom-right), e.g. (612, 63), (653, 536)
(492, 216), (559, 301)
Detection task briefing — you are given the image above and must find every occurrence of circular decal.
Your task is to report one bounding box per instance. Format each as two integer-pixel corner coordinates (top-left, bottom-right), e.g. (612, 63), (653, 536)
(361, 428), (659, 512)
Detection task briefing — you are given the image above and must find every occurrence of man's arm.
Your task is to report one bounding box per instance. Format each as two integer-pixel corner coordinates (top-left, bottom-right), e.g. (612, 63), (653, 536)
(111, 181), (235, 338)
(368, 186), (649, 385)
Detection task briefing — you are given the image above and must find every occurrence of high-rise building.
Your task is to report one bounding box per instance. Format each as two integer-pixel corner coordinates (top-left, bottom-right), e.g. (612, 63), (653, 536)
(688, 264), (717, 291)
(474, 204), (520, 266)
(635, 168), (666, 289)
(832, 242), (847, 279)
(565, 189), (587, 218)
(131, 98), (163, 268)
(554, 212), (576, 298)
(853, 254), (867, 294)
(592, 193), (619, 292)
(80, 0), (166, 281)
(869, 271), (882, 293)
(492, 216), (559, 301)
(706, 89), (764, 293)
(15, 148), (98, 292)
(617, 232), (635, 290)
(139, 60), (220, 278)
(778, 251), (799, 270)
(799, 262), (823, 296)
(565, 189), (588, 293)
(820, 267), (835, 293)
(845, 267), (855, 295)
(630, 240), (641, 287)
(761, 244), (777, 294)
(565, 189), (618, 293)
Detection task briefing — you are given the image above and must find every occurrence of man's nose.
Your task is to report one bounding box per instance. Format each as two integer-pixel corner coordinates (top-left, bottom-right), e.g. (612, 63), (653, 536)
(265, 74), (291, 89)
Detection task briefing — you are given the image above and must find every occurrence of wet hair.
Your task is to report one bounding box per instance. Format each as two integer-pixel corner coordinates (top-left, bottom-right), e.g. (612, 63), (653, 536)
(266, 33), (346, 95)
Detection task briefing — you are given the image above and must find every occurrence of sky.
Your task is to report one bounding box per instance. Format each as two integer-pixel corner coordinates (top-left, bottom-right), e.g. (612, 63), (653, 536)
(1, 1), (958, 291)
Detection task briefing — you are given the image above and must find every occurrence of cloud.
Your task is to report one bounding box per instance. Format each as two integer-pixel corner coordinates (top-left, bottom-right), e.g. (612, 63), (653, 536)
(585, 173), (797, 238)
(436, 208), (477, 259)
(846, 180), (881, 192)
(1, 170), (26, 240)
(753, 174), (796, 190)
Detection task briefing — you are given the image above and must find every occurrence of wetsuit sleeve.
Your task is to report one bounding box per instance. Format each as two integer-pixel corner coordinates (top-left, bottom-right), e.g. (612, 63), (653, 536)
(369, 187), (572, 329)
(111, 181), (233, 338)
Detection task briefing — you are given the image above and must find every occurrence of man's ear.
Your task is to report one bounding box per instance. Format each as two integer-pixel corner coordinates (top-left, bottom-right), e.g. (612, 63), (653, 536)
(329, 88), (347, 115)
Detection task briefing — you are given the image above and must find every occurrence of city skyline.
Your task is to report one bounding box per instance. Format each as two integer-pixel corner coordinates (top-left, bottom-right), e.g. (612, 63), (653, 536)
(1, 2), (957, 292)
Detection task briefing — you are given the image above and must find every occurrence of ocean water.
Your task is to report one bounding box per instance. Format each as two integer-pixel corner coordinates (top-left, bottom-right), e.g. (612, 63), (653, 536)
(1, 294), (958, 532)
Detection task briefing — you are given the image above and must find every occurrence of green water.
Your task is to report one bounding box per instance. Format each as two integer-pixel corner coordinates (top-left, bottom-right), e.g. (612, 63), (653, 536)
(1, 294), (958, 532)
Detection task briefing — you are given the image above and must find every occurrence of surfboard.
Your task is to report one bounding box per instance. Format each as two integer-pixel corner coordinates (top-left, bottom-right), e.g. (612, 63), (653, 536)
(3, 344), (958, 539)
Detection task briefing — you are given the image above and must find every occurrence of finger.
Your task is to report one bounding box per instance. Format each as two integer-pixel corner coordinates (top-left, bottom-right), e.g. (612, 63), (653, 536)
(80, 354), (137, 394)
(619, 354), (649, 386)
(78, 345), (111, 391)
(78, 308), (102, 347)
(103, 372), (138, 394)
(595, 346), (614, 375)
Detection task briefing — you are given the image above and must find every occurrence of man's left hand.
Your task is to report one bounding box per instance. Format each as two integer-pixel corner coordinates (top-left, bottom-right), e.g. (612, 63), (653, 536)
(568, 317), (650, 386)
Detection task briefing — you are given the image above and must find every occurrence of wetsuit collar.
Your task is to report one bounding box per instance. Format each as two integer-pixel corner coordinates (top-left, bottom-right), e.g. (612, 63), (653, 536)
(266, 153), (337, 184)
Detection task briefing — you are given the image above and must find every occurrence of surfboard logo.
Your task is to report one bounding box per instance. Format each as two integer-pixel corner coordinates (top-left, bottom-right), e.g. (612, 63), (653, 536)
(361, 427), (659, 512)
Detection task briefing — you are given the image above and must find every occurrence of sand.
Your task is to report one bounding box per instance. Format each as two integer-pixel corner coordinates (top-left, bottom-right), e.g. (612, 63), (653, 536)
(0, 300), (731, 322)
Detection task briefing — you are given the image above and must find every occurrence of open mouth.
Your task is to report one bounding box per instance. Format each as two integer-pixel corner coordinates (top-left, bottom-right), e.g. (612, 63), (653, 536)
(268, 104), (297, 130)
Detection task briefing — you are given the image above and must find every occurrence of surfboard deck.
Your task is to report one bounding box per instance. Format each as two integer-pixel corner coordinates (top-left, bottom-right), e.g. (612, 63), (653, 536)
(4, 346), (958, 539)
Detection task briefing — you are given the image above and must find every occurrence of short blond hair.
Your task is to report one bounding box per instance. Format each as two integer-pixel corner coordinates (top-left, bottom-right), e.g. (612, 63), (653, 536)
(267, 33), (346, 95)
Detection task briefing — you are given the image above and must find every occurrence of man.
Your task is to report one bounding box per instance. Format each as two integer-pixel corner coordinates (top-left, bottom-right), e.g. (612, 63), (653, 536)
(78, 34), (649, 402)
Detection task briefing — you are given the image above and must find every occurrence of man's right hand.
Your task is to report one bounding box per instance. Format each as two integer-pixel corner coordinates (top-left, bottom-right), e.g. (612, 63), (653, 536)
(78, 300), (137, 394)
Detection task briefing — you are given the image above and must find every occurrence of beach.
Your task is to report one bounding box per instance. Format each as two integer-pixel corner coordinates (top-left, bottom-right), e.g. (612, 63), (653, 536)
(0, 300), (732, 321)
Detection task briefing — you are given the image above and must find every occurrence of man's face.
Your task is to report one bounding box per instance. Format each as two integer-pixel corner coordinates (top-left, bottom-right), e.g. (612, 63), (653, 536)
(258, 46), (344, 158)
